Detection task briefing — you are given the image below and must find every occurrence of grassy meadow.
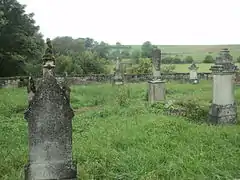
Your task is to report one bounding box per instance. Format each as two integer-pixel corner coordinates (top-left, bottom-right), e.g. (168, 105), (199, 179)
(107, 63), (240, 73)
(130, 44), (240, 61)
(1, 81), (240, 179)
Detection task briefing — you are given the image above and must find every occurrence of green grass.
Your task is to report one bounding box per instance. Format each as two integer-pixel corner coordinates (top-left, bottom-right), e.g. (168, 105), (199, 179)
(1, 81), (240, 179)
(129, 44), (240, 61)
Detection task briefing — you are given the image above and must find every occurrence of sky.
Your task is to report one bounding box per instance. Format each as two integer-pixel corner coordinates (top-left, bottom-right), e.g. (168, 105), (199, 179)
(18, 0), (240, 45)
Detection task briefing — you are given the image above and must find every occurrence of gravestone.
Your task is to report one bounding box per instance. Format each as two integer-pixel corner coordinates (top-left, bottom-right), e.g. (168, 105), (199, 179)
(188, 63), (199, 84)
(148, 47), (166, 103)
(208, 48), (238, 124)
(235, 72), (240, 87)
(24, 38), (77, 179)
(113, 57), (123, 85)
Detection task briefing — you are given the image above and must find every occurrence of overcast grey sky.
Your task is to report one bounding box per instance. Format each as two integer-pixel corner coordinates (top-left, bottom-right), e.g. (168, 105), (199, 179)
(18, 0), (239, 45)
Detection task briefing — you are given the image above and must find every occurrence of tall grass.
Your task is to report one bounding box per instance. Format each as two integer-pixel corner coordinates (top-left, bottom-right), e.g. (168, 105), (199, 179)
(0, 81), (240, 179)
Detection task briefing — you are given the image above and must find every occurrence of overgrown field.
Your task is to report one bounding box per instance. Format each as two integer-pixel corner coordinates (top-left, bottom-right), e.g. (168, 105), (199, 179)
(130, 44), (240, 61)
(1, 81), (240, 179)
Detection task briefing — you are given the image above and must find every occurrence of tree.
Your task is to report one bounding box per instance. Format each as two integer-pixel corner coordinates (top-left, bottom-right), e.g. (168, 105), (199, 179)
(0, 0), (45, 77)
(172, 56), (182, 64)
(52, 37), (85, 56)
(237, 56), (240, 63)
(184, 56), (194, 63)
(162, 56), (173, 64)
(132, 58), (152, 74)
(203, 55), (214, 63)
(94, 41), (110, 59)
(131, 49), (141, 64)
(141, 41), (153, 58)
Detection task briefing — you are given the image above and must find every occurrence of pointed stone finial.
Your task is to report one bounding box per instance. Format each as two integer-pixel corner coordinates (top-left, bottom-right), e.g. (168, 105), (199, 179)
(42, 38), (56, 75)
(210, 48), (238, 72)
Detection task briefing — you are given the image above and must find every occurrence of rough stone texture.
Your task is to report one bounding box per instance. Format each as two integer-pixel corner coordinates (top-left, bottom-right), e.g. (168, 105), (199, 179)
(148, 80), (166, 104)
(24, 72), (77, 180)
(152, 47), (161, 80)
(209, 48), (238, 124)
(188, 63), (199, 84)
(0, 72), (214, 88)
(113, 59), (123, 85)
(208, 103), (237, 124)
(235, 72), (240, 86)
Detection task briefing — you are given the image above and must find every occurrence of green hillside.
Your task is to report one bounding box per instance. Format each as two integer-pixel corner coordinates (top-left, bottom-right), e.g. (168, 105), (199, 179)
(129, 44), (240, 61)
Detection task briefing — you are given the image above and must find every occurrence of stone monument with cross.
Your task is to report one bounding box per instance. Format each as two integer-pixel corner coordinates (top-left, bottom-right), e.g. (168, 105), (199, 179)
(208, 48), (238, 124)
(113, 57), (124, 85)
(24, 38), (77, 179)
(148, 47), (166, 103)
(188, 63), (199, 84)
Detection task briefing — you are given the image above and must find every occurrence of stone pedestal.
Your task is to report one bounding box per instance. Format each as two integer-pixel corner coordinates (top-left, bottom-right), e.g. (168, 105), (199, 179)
(209, 72), (237, 124)
(208, 49), (238, 124)
(188, 63), (199, 84)
(113, 72), (123, 85)
(24, 71), (77, 179)
(189, 70), (199, 84)
(148, 80), (166, 104)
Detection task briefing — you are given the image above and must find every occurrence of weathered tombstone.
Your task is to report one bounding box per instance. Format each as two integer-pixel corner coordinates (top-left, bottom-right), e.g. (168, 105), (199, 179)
(24, 38), (77, 179)
(148, 47), (166, 103)
(235, 72), (240, 87)
(113, 57), (123, 85)
(209, 48), (238, 124)
(188, 63), (199, 84)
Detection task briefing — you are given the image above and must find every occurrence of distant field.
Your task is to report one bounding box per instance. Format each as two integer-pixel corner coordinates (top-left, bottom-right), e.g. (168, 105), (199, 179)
(128, 45), (240, 61)
(107, 63), (240, 73)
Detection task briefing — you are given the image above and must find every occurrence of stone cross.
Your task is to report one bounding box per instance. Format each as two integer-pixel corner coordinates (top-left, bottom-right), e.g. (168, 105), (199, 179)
(152, 47), (161, 80)
(148, 47), (166, 103)
(24, 38), (77, 179)
(208, 48), (238, 124)
(113, 57), (123, 85)
(188, 63), (199, 84)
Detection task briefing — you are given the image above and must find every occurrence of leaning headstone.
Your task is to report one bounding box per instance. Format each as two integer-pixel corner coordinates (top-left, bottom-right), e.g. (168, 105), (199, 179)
(148, 47), (166, 103)
(208, 48), (238, 124)
(24, 38), (77, 179)
(188, 63), (199, 84)
(113, 57), (123, 85)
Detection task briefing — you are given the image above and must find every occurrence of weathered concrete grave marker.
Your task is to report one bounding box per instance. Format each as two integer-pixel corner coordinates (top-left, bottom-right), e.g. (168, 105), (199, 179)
(188, 63), (199, 84)
(209, 48), (238, 124)
(24, 38), (77, 179)
(113, 57), (124, 85)
(148, 47), (166, 103)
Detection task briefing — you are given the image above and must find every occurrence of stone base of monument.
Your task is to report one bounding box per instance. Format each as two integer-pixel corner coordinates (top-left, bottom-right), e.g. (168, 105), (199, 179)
(208, 103), (237, 124)
(112, 77), (124, 85)
(114, 81), (123, 85)
(24, 161), (77, 180)
(148, 80), (166, 104)
(189, 79), (199, 84)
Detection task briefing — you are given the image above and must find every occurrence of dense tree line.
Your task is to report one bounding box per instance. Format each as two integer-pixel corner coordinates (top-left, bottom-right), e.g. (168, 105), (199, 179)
(1, 0), (221, 77)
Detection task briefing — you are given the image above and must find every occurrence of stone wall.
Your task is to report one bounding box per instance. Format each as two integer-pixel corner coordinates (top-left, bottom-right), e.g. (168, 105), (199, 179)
(0, 72), (213, 88)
